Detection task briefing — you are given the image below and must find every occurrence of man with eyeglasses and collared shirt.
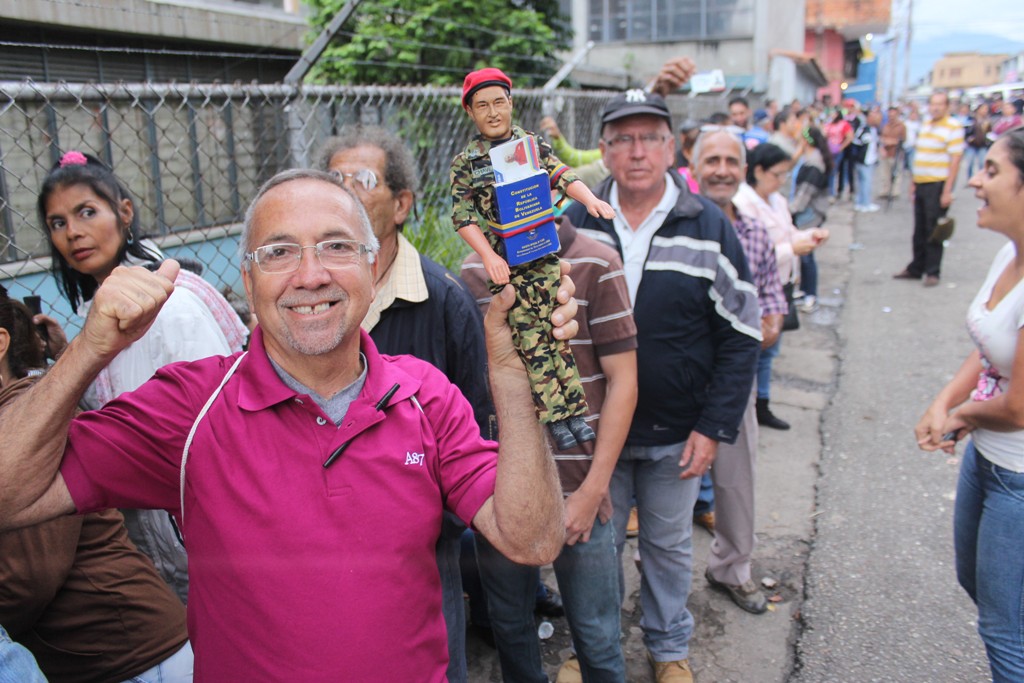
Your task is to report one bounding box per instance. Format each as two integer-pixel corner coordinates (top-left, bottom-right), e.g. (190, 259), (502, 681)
(317, 125), (491, 683)
(0, 168), (578, 682)
(565, 91), (760, 683)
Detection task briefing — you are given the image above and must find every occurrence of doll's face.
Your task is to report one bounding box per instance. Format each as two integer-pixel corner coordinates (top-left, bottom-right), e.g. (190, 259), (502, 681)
(466, 85), (514, 141)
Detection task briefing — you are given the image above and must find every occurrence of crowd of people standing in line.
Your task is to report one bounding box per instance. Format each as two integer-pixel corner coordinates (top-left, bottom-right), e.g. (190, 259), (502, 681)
(1, 55), (1022, 683)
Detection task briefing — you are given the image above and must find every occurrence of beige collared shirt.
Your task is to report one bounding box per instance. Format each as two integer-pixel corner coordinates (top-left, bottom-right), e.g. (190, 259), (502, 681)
(361, 233), (428, 332)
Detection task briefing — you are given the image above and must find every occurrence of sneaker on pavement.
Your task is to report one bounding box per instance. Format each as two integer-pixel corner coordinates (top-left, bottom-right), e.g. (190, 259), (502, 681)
(863, 203), (881, 212)
(705, 568), (768, 614)
(797, 295), (818, 313)
(626, 506), (639, 538)
(693, 510), (716, 534)
(647, 652), (694, 683)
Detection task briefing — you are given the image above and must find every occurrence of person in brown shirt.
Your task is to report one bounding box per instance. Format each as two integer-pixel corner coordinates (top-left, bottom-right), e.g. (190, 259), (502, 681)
(462, 215), (638, 682)
(0, 292), (191, 683)
(879, 106), (908, 199)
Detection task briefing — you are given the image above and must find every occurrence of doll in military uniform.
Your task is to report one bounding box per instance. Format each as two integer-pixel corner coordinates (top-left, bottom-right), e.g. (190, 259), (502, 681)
(451, 67), (616, 450)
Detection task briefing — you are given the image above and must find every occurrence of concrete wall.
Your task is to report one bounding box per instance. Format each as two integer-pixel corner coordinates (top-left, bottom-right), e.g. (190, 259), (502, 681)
(806, 29), (846, 102)
(0, 0), (306, 50)
(569, 0), (806, 96)
(762, 0), (807, 97)
(580, 40), (758, 90)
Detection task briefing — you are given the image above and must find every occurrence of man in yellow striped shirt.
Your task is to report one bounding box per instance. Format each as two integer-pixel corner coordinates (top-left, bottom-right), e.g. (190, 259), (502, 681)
(895, 92), (964, 287)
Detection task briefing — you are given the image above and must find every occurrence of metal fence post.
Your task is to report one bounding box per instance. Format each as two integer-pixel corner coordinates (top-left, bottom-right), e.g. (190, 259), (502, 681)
(143, 98), (168, 234)
(186, 99), (208, 228)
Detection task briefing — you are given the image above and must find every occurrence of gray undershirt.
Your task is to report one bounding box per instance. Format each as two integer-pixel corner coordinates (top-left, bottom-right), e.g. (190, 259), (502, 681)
(268, 353), (367, 426)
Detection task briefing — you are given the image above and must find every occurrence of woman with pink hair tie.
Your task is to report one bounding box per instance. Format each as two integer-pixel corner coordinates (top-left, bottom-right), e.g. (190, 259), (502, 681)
(37, 151), (247, 604)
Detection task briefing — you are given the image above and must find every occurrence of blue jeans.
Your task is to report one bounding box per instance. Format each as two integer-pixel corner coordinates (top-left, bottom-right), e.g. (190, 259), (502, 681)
(954, 442), (1024, 682)
(126, 641), (194, 682)
(832, 149), (850, 196)
(611, 442), (701, 661)
(854, 162), (875, 208)
(964, 145), (986, 178)
(476, 519), (625, 682)
(437, 511), (468, 683)
(799, 253), (818, 298)
(757, 337), (781, 400)
(694, 472), (714, 515)
(0, 626), (46, 683)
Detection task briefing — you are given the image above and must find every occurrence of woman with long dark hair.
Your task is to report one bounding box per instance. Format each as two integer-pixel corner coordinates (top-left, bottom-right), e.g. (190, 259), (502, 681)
(38, 151), (246, 602)
(916, 128), (1024, 681)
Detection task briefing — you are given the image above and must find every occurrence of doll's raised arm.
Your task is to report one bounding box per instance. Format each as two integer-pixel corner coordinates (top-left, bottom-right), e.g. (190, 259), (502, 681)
(458, 222), (511, 285)
(564, 180), (616, 220)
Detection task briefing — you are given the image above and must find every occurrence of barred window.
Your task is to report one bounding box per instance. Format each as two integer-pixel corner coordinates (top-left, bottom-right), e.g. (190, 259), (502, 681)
(588, 0), (755, 42)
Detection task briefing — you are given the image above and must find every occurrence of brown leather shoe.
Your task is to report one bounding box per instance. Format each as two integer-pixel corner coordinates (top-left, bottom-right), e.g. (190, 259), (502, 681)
(924, 275), (940, 287)
(893, 269), (920, 280)
(647, 652), (694, 683)
(705, 568), (768, 614)
(693, 511), (716, 534)
(555, 656), (582, 683)
(626, 506), (640, 538)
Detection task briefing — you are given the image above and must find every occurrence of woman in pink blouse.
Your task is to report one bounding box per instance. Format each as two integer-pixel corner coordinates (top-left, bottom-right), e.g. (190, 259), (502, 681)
(734, 143), (828, 430)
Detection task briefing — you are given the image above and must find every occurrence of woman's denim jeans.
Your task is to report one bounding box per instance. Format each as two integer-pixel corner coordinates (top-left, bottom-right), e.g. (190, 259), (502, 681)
(757, 336), (781, 400)
(954, 441), (1024, 682)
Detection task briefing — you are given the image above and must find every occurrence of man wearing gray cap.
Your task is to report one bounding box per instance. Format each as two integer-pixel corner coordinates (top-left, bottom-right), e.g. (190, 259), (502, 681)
(565, 91), (760, 683)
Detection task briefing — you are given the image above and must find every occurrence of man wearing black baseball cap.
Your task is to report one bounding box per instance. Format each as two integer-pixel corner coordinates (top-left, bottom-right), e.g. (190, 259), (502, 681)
(565, 89), (761, 683)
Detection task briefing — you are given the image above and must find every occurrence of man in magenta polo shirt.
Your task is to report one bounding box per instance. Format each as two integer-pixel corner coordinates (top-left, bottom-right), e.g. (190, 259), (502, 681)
(0, 169), (573, 682)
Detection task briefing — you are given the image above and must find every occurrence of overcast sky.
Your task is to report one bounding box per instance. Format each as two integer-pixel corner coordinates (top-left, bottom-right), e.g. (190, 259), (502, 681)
(912, 0), (1024, 42)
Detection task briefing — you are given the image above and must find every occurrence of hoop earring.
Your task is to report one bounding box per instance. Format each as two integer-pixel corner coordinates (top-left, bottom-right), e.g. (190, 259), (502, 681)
(126, 232), (135, 246)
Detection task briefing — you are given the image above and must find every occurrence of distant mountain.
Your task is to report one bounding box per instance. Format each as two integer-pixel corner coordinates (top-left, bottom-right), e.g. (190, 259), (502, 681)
(910, 33), (1024, 84)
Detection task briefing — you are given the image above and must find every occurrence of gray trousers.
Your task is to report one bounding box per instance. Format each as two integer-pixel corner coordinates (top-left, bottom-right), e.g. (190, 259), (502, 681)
(611, 442), (701, 661)
(707, 390), (758, 586)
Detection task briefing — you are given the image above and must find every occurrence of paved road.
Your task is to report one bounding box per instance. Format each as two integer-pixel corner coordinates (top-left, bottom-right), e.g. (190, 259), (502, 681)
(792, 185), (994, 683)
(466, 181), (997, 682)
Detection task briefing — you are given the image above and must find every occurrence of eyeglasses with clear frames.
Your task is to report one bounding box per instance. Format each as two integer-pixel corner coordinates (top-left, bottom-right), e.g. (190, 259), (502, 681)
(246, 239), (373, 274)
(602, 133), (671, 150)
(330, 168), (378, 192)
(699, 124), (746, 136)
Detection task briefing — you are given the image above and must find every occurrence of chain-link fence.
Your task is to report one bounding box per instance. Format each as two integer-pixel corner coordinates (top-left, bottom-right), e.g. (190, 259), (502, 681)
(0, 79), (732, 334)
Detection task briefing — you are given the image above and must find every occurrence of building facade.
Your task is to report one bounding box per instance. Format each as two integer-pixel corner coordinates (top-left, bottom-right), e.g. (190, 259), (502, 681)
(931, 52), (1009, 90)
(804, 0), (890, 102)
(564, 0), (819, 101)
(0, 0), (305, 83)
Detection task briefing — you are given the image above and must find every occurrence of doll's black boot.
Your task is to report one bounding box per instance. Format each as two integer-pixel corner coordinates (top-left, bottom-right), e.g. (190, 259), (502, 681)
(548, 420), (578, 451)
(567, 416), (596, 444)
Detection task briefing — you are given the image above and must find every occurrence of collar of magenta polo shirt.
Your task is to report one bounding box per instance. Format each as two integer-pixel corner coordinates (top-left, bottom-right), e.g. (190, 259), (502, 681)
(233, 326), (423, 417)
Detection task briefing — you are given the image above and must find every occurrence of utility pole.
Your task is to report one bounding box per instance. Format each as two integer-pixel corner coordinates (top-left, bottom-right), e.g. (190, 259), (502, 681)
(903, 0), (913, 99)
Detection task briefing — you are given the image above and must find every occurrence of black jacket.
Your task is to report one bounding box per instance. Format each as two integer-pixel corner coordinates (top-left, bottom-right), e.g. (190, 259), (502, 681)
(566, 171), (760, 445)
(369, 253), (495, 439)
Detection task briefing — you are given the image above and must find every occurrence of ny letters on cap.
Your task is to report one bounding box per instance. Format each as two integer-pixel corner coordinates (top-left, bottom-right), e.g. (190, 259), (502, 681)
(600, 90), (673, 128)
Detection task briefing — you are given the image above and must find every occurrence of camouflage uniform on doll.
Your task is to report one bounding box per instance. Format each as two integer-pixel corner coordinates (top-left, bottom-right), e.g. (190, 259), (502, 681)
(451, 68), (617, 450)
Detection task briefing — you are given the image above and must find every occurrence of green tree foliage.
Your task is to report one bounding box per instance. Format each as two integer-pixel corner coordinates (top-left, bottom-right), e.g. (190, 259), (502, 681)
(304, 0), (572, 86)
